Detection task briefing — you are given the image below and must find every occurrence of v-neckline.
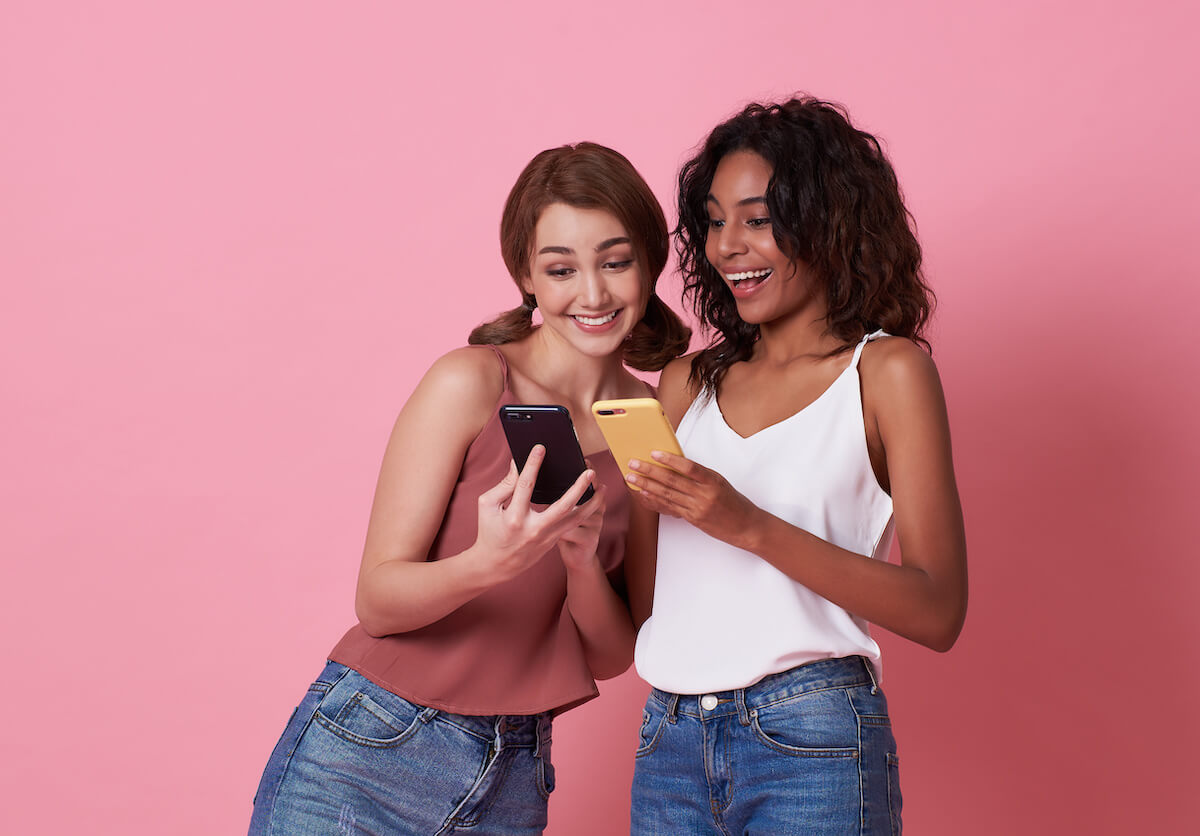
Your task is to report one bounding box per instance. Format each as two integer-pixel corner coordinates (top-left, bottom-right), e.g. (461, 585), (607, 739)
(713, 360), (855, 440)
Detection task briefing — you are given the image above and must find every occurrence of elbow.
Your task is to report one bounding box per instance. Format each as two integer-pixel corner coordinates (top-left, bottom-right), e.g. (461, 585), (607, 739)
(591, 652), (635, 682)
(354, 591), (395, 639)
(921, 602), (967, 653)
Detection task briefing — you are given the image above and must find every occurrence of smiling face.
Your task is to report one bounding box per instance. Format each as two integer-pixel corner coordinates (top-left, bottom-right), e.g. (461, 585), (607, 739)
(704, 150), (823, 327)
(521, 202), (648, 359)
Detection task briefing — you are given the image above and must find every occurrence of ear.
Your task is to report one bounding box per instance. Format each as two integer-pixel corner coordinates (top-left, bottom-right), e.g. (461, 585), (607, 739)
(519, 275), (535, 296)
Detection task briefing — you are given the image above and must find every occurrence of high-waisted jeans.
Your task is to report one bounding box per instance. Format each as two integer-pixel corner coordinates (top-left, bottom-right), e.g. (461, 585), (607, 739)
(630, 656), (901, 835)
(249, 661), (555, 835)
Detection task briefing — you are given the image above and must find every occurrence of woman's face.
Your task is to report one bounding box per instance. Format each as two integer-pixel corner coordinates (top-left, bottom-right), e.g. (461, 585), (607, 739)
(521, 202), (648, 359)
(704, 150), (819, 326)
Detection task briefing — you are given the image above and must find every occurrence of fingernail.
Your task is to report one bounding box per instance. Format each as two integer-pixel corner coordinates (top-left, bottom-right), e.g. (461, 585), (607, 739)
(650, 450), (665, 460)
(626, 474), (638, 485)
(628, 459), (641, 471)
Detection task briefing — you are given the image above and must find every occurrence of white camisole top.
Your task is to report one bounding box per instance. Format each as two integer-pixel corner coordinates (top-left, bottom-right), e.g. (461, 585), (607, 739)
(634, 331), (895, 693)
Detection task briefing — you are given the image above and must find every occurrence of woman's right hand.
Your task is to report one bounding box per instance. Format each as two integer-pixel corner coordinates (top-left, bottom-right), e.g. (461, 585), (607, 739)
(472, 445), (603, 582)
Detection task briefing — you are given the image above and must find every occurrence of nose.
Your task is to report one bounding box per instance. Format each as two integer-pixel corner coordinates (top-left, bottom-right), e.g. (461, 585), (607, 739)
(578, 267), (611, 308)
(712, 223), (747, 261)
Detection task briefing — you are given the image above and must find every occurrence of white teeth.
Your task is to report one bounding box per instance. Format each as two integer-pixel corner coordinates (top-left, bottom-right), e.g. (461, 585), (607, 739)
(573, 311), (619, 326)
(727, 268), (773, 283)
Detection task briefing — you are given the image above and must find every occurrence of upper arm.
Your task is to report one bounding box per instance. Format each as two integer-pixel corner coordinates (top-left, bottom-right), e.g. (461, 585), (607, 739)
(656, 353), (701, 428)
(358, 348), (505, 582)
(622, 354), (699, 626)
(862, 340), (967, 606)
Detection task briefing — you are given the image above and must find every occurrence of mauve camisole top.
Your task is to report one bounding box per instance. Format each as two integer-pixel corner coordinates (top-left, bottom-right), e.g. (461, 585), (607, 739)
(329, 348), (630, 716)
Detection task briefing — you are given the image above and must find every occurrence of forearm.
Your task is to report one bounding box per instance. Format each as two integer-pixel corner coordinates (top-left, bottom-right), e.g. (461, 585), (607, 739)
(355, 546), (500, 637)
(741, 509), (967, 651)
(564, 555), (636, 680)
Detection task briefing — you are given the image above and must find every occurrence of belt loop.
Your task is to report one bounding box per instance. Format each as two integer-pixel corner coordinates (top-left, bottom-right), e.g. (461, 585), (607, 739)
(666, 693), (679, 724)
(862, 656), (879, 695)
(735, 688), (751, 727)
(534, 714), (552, 760)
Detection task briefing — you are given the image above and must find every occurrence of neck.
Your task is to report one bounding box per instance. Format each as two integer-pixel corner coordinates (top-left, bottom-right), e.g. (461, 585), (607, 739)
(755, 301), (839, 366)
(520, 327), (630, 409)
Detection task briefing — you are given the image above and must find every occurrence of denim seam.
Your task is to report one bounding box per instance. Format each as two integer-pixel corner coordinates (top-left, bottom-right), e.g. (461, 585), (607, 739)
(886, 751), (902, 836)
(263, 664), (353, 836)
(634, 709), (669, 758)
(849, 689), (867, 835)
(751, 680), (872, 711)
(441, 746), (517, 831)
(312, 706), (429, 749)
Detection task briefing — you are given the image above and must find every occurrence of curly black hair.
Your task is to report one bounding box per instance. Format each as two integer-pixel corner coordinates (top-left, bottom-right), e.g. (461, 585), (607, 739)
(677, 96), (934, 393)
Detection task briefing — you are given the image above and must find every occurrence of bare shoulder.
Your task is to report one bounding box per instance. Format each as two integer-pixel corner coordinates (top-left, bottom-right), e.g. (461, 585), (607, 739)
(401, 345), (507, 435)
(656, 352), (703, 426)
(858, 336), (944, 400)
(858, 336), (951, 448)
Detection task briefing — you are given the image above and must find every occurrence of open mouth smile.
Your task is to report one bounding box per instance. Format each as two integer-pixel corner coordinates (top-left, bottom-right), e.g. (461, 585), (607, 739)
(570, 310), (620, 326)
(726, 268), (773, 291)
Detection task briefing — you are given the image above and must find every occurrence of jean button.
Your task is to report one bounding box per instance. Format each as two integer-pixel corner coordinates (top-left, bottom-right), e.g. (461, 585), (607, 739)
(700, 694), (718, 711)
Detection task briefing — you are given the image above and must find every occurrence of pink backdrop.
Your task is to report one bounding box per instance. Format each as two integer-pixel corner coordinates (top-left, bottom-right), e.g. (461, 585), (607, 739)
(3, 2), (1197, 833)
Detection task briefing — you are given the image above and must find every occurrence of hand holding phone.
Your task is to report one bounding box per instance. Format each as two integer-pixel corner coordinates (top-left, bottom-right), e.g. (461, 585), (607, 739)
(591, 398), (683, 490)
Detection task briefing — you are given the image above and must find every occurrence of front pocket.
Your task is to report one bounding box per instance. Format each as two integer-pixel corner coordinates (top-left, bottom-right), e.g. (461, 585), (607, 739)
(749, 690), (860, 757)
(634, 704), (668, 758)
(535, 755), (556, 800)
(314, 690), (427, 748)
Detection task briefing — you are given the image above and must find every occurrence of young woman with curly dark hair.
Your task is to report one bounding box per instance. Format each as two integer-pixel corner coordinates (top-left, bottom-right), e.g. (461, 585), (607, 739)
(623, 98), (967, 835)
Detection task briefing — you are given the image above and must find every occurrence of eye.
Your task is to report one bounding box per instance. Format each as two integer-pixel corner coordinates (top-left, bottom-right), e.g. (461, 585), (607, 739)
(602, 259), (634, 271)
(546, 267), (575, 279)
(707, 218), (725, 229)
(747, 217), (771, 228)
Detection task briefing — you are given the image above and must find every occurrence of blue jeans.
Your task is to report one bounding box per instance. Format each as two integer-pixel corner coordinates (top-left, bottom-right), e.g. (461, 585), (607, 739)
(249, 661), (555, 835)
(630, 656), (901, 836)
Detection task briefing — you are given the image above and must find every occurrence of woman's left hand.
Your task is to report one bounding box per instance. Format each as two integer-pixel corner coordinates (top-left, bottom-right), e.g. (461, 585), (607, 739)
(626, 451), (761, 550)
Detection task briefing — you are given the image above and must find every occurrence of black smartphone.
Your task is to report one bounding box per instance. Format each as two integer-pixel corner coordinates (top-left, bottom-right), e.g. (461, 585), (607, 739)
(499, 405), (595, 505)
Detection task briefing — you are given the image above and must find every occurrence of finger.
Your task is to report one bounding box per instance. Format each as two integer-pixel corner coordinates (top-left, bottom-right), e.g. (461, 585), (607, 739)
(634, 488), (681, 518)
(478, 460), (519, 508)
(649, 450), (701, 476)
(630, 459), (695, 495)
(625, 459), (672, 493)
(510, 444), (545, 510)
(545, 467), (596, 517)
(627, 470), (691, 513)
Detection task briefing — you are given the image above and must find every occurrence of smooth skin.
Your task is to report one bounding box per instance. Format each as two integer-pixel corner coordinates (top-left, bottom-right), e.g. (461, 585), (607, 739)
(355, 203), (652, 680)
(624, 150), (967, 651)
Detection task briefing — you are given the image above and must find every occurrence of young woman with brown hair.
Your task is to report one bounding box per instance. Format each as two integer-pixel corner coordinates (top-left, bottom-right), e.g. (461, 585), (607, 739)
(248, 142), (688, 835)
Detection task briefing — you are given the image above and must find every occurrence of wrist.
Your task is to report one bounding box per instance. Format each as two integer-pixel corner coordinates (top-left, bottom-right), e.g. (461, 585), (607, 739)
(563, 551), (603, 576)
(734, 507), (767, 554)
(460, 543), (512, 589)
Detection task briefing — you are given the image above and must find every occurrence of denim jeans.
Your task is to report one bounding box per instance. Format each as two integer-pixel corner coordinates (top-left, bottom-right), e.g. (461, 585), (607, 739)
(249, 661), (555, 835)
(630, 656), (901, 836)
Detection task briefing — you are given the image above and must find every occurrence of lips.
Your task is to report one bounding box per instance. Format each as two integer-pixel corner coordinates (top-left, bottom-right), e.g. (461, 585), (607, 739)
(725, 268), (773, 294)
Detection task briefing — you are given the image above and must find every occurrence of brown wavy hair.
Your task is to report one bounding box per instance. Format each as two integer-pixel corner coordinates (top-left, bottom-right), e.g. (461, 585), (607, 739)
(469, 142), (690, 372)
(677, 97), (934, 392)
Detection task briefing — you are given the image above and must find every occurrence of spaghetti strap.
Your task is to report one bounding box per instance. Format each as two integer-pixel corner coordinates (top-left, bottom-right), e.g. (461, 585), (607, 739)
(482, 344), (512, 389)
(850, 329), (888, 370)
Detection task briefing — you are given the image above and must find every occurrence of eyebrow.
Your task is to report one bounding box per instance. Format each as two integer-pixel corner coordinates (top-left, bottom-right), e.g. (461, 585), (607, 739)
(537, 236), (632, 256)
(706, 194), (767, 208)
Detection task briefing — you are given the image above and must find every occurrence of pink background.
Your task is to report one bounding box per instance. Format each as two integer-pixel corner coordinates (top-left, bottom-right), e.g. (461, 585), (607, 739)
(3, 2), (1197, 833)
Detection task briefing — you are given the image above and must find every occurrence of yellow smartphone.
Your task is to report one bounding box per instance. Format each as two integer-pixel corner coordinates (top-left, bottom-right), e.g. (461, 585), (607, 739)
(591, 398), (683, 489)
